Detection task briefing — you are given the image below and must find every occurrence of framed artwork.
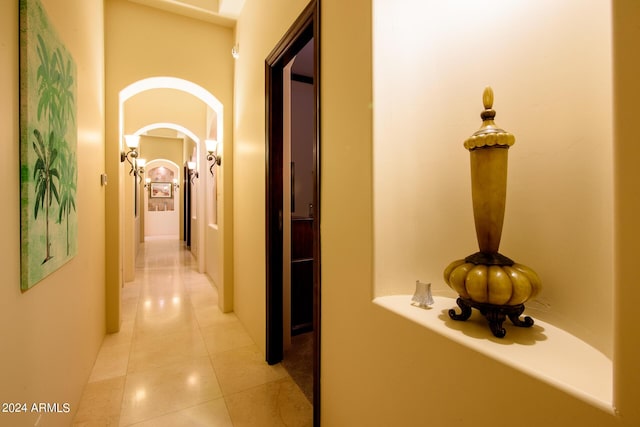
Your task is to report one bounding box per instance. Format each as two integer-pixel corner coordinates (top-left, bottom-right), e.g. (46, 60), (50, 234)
(19, 0), (78, 291)
(150, 182), (173, 199)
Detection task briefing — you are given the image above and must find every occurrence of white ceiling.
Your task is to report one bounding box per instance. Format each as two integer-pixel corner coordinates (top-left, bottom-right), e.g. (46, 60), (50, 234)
(128, 0), (246, 27)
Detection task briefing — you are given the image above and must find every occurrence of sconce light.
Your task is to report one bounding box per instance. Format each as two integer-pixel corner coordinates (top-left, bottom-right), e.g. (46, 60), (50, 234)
(136, 158), (146, 182)
(188, 161), (198, 184)
(120, 134), (140, 175)
(205, 139), (222, 176)
(231, 43), (240, 59)
(173, 178), (179, 190)
(144, 177), (151, 189)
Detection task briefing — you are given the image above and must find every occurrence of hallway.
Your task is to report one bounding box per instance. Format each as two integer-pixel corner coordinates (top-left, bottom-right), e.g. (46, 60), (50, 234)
(73, 239), (312, 426)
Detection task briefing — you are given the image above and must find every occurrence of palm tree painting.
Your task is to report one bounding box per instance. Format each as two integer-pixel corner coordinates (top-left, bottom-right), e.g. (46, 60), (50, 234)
(20, 0), (77, 291)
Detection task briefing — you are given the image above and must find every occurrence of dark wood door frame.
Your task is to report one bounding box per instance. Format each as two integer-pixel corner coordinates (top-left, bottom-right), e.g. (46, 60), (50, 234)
(265, 0), (320, 424)
(184, 163), (191, 247)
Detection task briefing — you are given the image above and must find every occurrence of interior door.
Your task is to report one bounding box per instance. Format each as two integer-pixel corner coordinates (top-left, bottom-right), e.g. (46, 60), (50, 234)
(265, 1), (320, 424)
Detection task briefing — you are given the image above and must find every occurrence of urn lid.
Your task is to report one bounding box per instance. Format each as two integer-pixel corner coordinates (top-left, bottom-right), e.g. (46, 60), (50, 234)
(463, 87), (515, 151)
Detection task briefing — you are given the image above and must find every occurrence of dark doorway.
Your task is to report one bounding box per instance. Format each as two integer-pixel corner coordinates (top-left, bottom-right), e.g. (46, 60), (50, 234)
(265, 1), (320, 425)
(183, 163), (191, 247)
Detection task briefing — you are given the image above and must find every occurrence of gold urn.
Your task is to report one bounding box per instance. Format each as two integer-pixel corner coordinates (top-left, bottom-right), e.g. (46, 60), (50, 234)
(443, 87), (541, 338)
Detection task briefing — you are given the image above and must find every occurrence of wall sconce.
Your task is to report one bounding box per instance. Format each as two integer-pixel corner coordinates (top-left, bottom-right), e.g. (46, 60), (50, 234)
(205, 139), (221, 176)
(120, 134), (140, 175)
(188, 161), (198, 184)
(231, 43), (240, 59)
(144, 177), (151, 189)
(173, 178), (180, 190)
(136, 158), (146, 182)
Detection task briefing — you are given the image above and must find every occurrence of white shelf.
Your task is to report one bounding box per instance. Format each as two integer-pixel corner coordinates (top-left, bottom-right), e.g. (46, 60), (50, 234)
(373, 295), (614, 413)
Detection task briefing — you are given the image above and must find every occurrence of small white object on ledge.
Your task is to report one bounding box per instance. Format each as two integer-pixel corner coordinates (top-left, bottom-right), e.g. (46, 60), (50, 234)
(411, 280), (434, 308)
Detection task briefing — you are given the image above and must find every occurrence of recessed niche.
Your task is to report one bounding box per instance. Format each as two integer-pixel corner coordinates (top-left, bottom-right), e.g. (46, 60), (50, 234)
(374, 295), (613, 412)
(372, 0), (613, 408)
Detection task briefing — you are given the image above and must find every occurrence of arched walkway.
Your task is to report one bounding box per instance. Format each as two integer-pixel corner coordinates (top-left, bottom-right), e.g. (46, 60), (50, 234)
(107, 76), (232, 337)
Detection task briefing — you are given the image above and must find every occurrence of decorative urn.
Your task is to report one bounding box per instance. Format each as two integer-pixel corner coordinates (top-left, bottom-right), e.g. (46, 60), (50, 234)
(443, 87), (541, 338)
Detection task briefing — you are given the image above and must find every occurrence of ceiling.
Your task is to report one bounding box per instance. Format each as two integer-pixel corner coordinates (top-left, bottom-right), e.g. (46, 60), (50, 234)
(123, 0), (313, 145)
(128, 0), (246, 27)
(127, 0), (313, 76)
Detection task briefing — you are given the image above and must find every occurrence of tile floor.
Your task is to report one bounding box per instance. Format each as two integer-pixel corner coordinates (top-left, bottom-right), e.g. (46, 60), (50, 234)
(73, 239), (312, 426)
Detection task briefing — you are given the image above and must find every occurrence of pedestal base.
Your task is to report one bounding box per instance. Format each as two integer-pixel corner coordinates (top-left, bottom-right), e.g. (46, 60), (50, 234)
(448, 297), (534, 338)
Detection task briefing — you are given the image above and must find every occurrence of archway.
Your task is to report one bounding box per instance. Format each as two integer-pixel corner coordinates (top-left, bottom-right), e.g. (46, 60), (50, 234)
(107, 76), (231, 335)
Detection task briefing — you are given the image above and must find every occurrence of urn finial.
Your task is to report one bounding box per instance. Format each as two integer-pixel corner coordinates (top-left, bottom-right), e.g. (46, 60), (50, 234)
(481, 86), (495, 120)
(463, 86), (515, 151)
(482, 86), (494, 110)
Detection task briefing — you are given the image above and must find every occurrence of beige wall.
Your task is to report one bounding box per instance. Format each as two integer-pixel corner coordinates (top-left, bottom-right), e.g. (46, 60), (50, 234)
(105, 0), (235, 327)
(233, 0), (310, 353)
(0, 0), (105, 426)
(139, 136), (184, 172)
(373, 1), (613, 357)
(1, 1), (636, 426)
(320, 0), (640, 426)
(612, 0), (640, 422)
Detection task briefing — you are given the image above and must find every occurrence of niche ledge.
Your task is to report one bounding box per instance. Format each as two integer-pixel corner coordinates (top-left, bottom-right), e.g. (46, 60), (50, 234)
(373, 294), (613, 413)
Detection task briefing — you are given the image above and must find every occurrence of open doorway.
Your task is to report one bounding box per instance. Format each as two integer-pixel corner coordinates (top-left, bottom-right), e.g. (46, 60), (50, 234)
(143, 159), (180, 240)
(265, 1), (320, 425)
